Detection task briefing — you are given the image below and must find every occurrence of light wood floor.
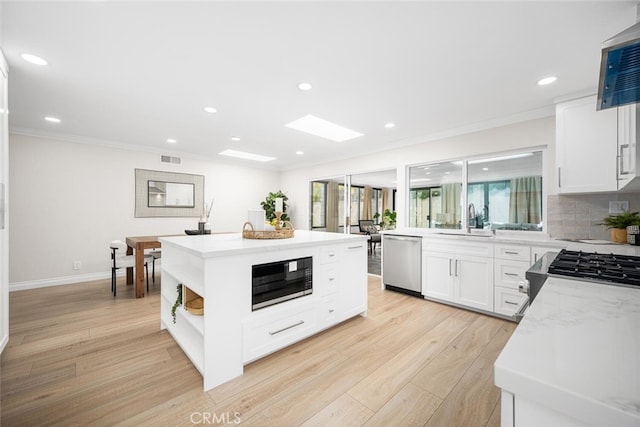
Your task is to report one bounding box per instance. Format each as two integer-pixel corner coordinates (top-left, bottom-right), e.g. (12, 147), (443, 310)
(1, 274), (515, 426)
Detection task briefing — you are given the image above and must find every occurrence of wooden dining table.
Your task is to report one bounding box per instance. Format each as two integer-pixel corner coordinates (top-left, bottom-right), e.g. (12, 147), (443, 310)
(125, 235), (178, 298)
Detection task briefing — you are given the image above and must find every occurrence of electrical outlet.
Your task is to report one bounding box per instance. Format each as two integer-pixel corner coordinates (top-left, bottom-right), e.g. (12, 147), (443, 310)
(73, 261), (81, 270)
(609, 201), (629, 214)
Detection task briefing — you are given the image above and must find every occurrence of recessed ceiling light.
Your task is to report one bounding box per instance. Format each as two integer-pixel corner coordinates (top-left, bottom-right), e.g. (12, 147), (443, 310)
(219, 149), (275, 162)
(21, 53), (48, 66)
(44, 116), (61, 123)
(385, 123), (395, 129)
(285, 114), (363, 142)
(203, 106), (217, 114)
(296, 151), (304, 155)
(297, 82), (312, 91)
(537, 76), (557, 86)
(482, 167), (489, 171)
(231, 137), (241, 142)
(166, 138), (177, 144)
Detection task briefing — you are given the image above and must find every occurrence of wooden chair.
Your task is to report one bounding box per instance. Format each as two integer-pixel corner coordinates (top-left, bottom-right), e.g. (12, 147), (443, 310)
(110, 240), (152, 296)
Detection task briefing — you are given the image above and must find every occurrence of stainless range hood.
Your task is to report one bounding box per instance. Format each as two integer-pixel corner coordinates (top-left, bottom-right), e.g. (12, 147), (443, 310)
(597, 21), (640, 110)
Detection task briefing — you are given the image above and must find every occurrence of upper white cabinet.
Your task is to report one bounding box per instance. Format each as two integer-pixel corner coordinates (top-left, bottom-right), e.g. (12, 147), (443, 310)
(556, 95), (618, 193)
(556, 95), (640, 193)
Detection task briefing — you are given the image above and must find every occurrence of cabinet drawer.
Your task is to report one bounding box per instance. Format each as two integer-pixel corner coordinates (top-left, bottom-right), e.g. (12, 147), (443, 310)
(243, 302), (318, 362)
(494, 286), (528, 316)
(494, 259), (530, 289)
(422, 238), (493, 257)
(495, 244), (530, 262)
(320, 246), (339, 264)
(317, 267), (339, 296)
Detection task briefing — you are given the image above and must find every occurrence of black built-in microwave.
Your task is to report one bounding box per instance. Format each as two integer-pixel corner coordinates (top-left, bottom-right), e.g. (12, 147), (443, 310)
(251, 256), (313, 311)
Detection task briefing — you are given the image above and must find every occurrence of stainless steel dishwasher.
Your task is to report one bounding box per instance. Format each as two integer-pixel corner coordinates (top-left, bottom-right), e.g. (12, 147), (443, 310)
(382, 234), (422, 296)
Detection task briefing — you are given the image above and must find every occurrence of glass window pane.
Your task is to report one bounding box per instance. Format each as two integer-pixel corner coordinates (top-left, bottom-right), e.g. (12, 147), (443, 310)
(311, 181), (326, 228)
(409, 162), (463, 229)
(467, 151), (543, 231)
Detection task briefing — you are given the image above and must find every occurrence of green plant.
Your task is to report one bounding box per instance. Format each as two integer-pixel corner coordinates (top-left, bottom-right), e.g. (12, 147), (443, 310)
(171, 284), (182, 324)
(599, 211), (640, 229)
(381, 208), (397, 228)
(260, 190), (290, 222)
(373, 212), (380, 224)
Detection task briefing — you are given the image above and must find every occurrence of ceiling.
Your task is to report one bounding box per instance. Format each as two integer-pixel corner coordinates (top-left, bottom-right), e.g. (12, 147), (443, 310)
(1, 1), (636, 171)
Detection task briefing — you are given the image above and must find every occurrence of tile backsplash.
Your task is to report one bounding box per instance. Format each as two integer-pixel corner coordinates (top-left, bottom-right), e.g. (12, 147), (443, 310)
(547, 193), (640, 240)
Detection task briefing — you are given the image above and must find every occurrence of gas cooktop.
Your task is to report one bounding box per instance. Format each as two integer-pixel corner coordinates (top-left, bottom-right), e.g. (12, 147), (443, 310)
(548, 249), (640, 288)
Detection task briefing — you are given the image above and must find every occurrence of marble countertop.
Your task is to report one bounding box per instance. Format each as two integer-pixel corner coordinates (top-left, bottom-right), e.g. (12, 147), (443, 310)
(494, 277), (640, 426)
(160, 229), (367, 258)
(382, 228), (640, 255)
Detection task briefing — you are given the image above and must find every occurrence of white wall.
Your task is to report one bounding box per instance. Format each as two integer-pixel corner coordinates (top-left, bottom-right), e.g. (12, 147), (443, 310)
(9, 133), (280, 288)
(280, 116), (556, 230)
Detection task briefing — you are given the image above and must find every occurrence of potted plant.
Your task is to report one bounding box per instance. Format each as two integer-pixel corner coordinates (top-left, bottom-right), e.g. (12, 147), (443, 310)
(599, 211), (640, 243)
(260, 190), (290, 223)
(381, 209), (397, 230)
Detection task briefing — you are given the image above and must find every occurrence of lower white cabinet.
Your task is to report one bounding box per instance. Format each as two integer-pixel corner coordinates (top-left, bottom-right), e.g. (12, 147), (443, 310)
(423, 251), (494, 312)
(494, 286), (528, 317)
(243, 300), (319, 362)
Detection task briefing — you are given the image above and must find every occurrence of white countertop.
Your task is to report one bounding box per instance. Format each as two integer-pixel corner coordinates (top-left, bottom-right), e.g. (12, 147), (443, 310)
(494, 277), (640, 426)
(160, 229), (367, 258)
(382, 228), (640, 255)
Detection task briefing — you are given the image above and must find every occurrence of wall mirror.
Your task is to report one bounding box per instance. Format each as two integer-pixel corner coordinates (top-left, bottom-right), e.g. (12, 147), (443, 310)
(147, 181), (195, 207)
(135, 169), (204, 217)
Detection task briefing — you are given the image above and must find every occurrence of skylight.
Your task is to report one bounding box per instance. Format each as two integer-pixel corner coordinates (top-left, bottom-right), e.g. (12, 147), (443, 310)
(219, 149), (275, 162)
(284, 115), (363, 142)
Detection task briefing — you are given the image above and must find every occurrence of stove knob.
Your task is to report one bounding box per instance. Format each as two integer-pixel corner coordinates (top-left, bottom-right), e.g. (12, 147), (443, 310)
(518, 279), (530, 294)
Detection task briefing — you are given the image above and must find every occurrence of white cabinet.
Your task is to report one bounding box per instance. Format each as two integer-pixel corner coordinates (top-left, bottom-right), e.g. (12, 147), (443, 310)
(160, 232), (368, 391)
(556, 95), (618, 193)
(422, 239), (494, 312)
(0, 52), (8, 354)
(556, 95), (640, 193)
(493, 244), (530, 317)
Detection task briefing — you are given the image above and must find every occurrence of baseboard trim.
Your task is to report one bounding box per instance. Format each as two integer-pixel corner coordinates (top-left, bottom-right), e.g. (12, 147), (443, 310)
(10, 271), (112, 292)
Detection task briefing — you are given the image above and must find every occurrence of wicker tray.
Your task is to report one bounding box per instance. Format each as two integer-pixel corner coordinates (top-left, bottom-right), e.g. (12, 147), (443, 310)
(242, 221), (294, 239)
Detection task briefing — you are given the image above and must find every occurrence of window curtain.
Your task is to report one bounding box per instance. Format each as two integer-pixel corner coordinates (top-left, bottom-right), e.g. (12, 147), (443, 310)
(362, 185), (373, 220)
(509, 176), (542, 224)
(326, 181), (340, 232)
(382, 188), (389, 214)
(441, 183), (461, 227)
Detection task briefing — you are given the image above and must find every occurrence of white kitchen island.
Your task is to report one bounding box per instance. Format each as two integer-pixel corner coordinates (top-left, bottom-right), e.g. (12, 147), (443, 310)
(159, 230), (368, 391)
(494, 277), (640, 427)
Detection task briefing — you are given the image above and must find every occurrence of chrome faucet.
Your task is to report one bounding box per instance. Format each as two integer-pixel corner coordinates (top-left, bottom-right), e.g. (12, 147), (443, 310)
(468, 203), (476, 232)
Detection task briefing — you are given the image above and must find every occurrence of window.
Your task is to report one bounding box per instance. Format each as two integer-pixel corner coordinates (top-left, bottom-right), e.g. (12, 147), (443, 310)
(409, 151), (543, 231)
(311, 181), (326, 228)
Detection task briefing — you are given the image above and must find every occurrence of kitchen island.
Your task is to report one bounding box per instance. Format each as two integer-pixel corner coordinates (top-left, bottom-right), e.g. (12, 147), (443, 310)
(494, 277), (640, 427)
(159, 230), (368, 391)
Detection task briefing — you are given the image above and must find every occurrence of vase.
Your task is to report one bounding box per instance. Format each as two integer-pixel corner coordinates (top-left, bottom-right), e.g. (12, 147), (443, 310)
(610, 228), (627, 244)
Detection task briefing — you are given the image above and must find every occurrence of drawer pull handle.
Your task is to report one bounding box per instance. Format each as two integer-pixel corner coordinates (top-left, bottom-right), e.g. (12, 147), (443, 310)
(505, 300), (519, 306)
(505, 272), (519, 277)
(329, 309), (335, 313)
(269, 320), (305, 336)
(504, 251), (520, 255)
(329, 277), (335, 281)
(328, 253), (335, 257)
(348, 245), (364, 250)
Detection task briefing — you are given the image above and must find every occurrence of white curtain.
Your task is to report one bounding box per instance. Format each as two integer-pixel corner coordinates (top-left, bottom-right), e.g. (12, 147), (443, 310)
(441, 183), (461, 227)
(326, 181), (340, 232)
(509, 176), (542, 224)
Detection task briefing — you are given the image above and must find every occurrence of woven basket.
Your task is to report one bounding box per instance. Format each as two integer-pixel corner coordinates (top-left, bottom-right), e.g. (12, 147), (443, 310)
(185, 297), (204, 315)
(242, 221), (294, 239)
